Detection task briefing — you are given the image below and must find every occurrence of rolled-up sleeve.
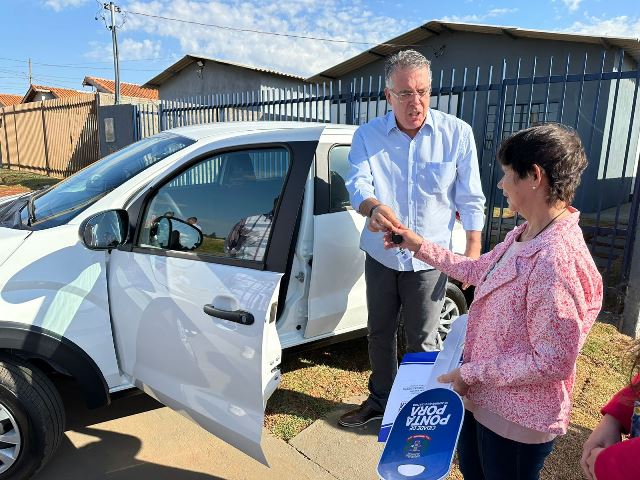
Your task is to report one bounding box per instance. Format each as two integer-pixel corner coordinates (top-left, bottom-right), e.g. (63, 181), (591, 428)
(345, 128), (376, 212)
(454, 126), (486, 232)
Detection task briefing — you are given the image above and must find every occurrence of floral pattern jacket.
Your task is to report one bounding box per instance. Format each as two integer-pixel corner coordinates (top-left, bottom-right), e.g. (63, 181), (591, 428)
(416, 208), (602, 434)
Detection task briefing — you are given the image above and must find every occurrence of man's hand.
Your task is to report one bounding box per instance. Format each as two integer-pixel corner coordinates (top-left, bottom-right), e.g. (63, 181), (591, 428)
(580, 415), (622, 479)
(368, 204), (402, 233)
(437, 368), (469, 396)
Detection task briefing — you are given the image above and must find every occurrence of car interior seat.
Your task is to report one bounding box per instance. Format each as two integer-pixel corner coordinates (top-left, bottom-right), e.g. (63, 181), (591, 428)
(224, 153), (256, 185)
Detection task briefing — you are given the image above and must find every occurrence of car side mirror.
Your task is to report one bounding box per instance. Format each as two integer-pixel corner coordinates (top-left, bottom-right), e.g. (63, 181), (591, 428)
(153, 216), (203, 251)
(81, 210), (128, 250)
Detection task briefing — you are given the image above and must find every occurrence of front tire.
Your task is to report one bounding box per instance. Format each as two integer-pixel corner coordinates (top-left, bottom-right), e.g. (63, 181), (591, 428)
(0, 355), (65, 480)
(397, 281), (468, 358)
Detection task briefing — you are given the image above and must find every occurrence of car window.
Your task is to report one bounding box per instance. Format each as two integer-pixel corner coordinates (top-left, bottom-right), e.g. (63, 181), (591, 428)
(329, 145), (351, 212)
(23, 133), (194, 230)
(138, 147), (290, 262)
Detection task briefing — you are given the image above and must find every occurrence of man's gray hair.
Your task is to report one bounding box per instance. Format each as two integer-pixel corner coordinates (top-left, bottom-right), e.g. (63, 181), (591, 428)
(385, 49), (432, 88)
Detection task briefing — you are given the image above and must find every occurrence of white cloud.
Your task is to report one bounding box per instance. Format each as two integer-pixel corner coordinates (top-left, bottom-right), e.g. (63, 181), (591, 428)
(561, 0), (583, 12)
(441, 7), (518, 23)
(565, 15), (640, 37)
(116, 0), (412, 78)
(43, 0), (88, 11)
(86, 38), (163, 61)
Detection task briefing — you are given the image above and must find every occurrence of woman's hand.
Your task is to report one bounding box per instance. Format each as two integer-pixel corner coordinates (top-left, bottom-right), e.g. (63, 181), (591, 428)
(383, 226), (424, 253)
(580, 414), (622, 479)
(437, 368), (470, 396)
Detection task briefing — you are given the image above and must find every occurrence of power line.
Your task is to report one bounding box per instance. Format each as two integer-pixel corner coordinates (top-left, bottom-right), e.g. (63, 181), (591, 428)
(0, 67), (83, 82)
(0, 55), (175, 65)
(0, 56), (160, 72)
(123, 9), (418, 47)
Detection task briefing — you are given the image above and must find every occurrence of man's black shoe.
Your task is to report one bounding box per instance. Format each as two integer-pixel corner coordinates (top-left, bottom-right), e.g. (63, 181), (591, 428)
(338, 402), (383, 427)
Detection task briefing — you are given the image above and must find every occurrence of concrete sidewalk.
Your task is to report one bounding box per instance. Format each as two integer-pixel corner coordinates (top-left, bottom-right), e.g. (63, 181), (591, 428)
(34, 382), (384, 480)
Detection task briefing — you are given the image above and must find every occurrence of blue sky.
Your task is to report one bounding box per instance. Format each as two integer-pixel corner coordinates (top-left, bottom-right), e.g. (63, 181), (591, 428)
(1, 0), (639, 95)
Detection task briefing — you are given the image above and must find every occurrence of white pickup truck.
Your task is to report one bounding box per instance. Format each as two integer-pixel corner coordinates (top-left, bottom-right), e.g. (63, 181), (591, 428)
(0, 122), (468, 479)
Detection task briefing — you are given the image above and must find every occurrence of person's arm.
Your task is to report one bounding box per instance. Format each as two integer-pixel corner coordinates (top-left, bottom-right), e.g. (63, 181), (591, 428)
(459, 251), (603, 388)
(455, 126), (486, 258)
(345, 129), (401, 231)
(464, 230), (482, 259)
(384, 226), (503, 286)
(601, 379), (638, 434)
(581, 414), (624, 479)
(345, 129), (376, 215)
(591, 438), (640, 480)
(580, 376), (638, 478)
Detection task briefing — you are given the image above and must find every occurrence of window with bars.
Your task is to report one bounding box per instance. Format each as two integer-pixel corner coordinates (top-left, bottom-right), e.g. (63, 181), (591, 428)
(484, 102), (559, 151)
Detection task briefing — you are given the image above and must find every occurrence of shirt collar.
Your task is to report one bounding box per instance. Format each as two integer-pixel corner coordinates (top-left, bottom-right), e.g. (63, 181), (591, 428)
(385, 109), (434, 136)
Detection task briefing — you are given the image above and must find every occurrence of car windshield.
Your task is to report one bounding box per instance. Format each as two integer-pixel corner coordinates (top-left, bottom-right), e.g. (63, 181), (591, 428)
(22, 133), (195, 230)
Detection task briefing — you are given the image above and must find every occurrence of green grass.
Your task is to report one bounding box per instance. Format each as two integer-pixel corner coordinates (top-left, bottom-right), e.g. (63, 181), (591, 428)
(0, 167), (60, 191)
(265, 337), (371, 441)
(265, 322), (635, 480)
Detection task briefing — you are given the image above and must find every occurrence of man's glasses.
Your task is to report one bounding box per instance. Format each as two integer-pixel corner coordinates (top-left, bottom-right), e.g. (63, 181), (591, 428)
(389, 89), (430, 103)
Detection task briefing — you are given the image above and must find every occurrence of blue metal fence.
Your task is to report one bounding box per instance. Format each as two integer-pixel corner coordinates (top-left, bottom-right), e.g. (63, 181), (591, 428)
(136, 51), (640, 322)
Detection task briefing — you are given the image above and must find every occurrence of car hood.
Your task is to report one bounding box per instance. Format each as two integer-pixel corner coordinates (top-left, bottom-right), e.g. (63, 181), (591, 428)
(0, 228), (32, 267)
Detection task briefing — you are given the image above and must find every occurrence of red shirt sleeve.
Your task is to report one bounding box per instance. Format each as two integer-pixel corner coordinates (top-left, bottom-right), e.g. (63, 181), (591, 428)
(594, 437), (640, 480)
(601, 375), (639, 434)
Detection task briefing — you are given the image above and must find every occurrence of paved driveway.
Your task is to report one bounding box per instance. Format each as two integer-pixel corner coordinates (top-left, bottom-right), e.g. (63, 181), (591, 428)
(33, 378), (337, 480)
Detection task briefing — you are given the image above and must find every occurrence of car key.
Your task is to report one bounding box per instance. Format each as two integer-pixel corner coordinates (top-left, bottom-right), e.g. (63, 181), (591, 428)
(391, 231), (412, 263)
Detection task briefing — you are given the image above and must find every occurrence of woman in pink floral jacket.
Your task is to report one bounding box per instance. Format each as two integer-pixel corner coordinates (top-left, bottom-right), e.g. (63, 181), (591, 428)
(384, 123), (603, 479)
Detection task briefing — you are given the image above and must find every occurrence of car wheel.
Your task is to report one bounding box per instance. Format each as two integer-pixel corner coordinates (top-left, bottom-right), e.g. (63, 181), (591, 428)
(435, 282), (467, 350)
(0, 355), (65, 480)
(397, 282), (468, 358)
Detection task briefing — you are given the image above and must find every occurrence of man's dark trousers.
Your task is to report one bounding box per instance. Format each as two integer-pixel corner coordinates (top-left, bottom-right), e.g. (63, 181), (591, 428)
(364, 253), (447, 413)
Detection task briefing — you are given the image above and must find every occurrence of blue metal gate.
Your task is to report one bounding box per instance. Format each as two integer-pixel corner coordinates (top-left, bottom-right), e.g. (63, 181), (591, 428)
(137, 50), (640, 323)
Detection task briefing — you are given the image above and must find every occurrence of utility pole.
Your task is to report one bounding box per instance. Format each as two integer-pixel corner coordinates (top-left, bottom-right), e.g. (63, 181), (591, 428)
(28, 58), (32, 85)
(105, 2), (121, 104)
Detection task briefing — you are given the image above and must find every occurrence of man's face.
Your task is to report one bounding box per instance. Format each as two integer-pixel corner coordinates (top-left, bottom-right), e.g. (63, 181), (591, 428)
(385, 67), (431, 136)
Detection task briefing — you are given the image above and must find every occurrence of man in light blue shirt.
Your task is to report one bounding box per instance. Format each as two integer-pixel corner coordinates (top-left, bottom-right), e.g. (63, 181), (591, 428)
(339, 50), (485, 428)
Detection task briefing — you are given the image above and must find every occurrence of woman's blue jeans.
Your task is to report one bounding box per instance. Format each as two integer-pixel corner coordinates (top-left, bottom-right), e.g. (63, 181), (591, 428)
(457, 410), (555, 480)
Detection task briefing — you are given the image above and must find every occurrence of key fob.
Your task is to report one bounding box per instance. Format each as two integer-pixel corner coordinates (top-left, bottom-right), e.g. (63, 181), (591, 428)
(391, 233), (404, 245)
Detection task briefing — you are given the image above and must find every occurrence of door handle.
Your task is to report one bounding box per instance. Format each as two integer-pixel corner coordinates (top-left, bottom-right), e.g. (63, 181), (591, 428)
(203, 304), (255, 325)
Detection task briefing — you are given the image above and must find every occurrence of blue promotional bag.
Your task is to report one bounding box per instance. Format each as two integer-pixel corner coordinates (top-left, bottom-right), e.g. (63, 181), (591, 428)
(377, 388), (464, 479)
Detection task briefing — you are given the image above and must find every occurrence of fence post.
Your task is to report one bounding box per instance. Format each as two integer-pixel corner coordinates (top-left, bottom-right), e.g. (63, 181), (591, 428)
(481, 60), (507, 252)
(1, 107), (10, 168)
(12, 105), (21, 171)
(622, 151), (640, 339)
(345, 79), (355, 125)
(40, 101), (51, 176)
(622, 224), (640, 338)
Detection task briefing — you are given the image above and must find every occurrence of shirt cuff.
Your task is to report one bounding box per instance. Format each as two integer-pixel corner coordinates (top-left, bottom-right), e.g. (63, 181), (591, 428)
(460, 363), (480, 386)
(460, 212), (485, 232)
(351, 190), (376, 213)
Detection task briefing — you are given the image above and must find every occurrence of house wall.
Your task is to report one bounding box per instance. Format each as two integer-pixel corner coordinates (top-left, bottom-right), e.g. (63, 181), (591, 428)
(590, 54), (640, 212)
(326, 31), (640, 212)
(157, 61), (305, 100)
(27, 92), (57, 102)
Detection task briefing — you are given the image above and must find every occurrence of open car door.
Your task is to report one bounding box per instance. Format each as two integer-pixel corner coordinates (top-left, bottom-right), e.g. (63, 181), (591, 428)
(107, 140), (316, 462)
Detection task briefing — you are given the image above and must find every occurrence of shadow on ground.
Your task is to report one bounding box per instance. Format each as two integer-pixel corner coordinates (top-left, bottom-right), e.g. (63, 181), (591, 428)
(34, 377), (224, 480)
(281, 336), (369, 374)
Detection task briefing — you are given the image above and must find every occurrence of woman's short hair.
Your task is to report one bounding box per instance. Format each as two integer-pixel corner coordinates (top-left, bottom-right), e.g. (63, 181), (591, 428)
(497, 123), (588, 205)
